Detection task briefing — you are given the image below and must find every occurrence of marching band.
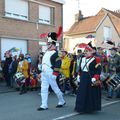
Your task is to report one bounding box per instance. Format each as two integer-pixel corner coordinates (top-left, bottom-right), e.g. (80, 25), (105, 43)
(1, 34), (120, 114)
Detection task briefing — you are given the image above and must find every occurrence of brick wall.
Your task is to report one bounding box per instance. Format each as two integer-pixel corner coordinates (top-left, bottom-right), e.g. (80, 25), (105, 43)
(0, 0), (63, 65)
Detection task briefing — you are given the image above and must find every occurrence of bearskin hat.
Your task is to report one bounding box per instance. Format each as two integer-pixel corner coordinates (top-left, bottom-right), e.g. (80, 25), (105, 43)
(47, 32), (57, 45)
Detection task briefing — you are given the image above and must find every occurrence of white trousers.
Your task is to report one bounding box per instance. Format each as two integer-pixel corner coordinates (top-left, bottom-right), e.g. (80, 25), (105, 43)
(40, 71), (65, 108)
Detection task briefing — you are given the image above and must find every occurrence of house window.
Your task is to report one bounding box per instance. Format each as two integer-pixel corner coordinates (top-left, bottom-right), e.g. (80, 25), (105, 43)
(104, 26), (111, 41)
(39, 5), (55, 25)
(5, 0), (28, 20)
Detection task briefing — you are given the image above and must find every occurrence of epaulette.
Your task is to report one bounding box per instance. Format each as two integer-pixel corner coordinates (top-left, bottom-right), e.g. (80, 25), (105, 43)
(95, 57), (101, 68)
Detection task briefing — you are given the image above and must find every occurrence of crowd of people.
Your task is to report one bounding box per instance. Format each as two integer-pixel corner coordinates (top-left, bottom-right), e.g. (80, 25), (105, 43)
(0, 31), (120, 114)
(0, 52), (40, 94)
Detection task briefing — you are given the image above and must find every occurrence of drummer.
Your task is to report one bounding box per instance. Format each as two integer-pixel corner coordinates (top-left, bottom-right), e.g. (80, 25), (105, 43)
(107, 47), (120, 98)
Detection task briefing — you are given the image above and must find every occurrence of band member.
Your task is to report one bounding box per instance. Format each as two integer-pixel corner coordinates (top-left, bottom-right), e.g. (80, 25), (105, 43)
(17, 54), (29, 95)
(75, 44), (102, 113)
(107, 47), (120, 98)
(37, 32), (65, 111)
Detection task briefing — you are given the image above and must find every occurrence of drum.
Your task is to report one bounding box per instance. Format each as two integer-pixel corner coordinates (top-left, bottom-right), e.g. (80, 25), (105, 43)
(106, 74), (120, 91)
(100, 72), (109, 81)
(59, 73), (66, 86)
(14, 72), (25, 83)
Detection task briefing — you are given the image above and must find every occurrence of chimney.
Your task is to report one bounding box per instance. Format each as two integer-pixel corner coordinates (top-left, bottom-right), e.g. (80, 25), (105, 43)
(75, 10), (83, 22)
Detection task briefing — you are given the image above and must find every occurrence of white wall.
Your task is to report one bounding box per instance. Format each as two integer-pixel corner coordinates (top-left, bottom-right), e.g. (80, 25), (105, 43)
(1, 38), (27, 60)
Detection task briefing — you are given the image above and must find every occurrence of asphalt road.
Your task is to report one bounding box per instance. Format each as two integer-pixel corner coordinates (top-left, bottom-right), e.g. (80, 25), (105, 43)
(0, 88), (120, 120)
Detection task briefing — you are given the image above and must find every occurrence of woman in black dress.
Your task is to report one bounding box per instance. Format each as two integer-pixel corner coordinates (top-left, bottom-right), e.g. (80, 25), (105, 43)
(75, 45), (102, 113)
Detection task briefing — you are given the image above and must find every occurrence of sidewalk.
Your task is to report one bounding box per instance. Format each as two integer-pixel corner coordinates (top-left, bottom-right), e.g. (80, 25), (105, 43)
(0, 81), (15, 93)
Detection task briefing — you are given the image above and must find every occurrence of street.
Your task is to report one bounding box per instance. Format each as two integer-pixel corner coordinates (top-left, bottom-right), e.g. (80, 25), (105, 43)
(0, 84), (120, 120)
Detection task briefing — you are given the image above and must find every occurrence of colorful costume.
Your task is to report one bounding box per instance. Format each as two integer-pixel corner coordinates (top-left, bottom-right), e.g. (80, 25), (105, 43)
(38, 32), (65, 111)
(17, 54), (29, 94)
(75, 56), (101, 113)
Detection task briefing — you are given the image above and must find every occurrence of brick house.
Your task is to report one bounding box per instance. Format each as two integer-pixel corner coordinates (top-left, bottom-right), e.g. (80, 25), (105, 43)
(0, 0), (65, 65)
(64, 8), (120, 53)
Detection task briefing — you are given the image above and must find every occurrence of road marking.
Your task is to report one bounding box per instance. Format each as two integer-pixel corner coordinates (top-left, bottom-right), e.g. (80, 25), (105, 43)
(102, 100), (120, 107)
(52, 112), (78, 120)
(52, 100), (120, 120)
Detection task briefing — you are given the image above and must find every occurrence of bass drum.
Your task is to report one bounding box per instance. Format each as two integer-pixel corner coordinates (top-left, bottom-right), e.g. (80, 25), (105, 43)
(106, 73), (120, 91)
(14, 72), (25, 83)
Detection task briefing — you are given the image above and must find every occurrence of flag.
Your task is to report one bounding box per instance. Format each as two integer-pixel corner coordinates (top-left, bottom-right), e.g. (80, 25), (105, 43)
(57, 26), (62, 41)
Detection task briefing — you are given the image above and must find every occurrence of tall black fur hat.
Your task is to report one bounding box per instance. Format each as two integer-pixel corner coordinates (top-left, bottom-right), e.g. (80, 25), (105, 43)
(47, 32), (57, 45)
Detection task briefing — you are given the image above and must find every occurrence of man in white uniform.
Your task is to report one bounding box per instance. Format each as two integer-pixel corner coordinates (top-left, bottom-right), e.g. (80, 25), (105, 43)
(37, 32), (65, 111)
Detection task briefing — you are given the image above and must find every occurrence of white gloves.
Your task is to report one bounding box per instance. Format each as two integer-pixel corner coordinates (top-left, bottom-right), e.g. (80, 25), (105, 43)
(77, 75), (80, 82)
(91, 78), (96, 83)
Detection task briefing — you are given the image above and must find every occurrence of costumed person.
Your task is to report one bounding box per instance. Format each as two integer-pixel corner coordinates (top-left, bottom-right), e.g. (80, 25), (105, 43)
(25, 53), (32, 90)
(17, 54), (29, 95)
(37, 32), (65, 111)
(75, 49), (84, 85)
(75, 44), (102, 113)
(107, 47), (120, 98)
(60, 49), (71, 94)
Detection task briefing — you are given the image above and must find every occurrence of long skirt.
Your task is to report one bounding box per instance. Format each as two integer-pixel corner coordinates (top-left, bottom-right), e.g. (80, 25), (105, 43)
(75, 72), (101, 113)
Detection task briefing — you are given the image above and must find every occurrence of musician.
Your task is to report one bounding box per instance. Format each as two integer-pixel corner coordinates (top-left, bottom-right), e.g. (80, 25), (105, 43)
(107, 47), (120, 98)
(17, 54), (29, 95)
(37, 32), (65, 111)
(75, 44), (102, 113)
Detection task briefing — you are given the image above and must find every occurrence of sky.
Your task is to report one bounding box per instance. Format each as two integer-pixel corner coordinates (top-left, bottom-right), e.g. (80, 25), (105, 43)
(63, 0), (120, 31)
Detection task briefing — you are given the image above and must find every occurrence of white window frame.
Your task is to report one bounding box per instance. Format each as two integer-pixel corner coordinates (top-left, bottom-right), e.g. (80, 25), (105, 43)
(39, 5), (55, 25)
(5, 0), (28, 20)
(103, 26), (111, 41)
